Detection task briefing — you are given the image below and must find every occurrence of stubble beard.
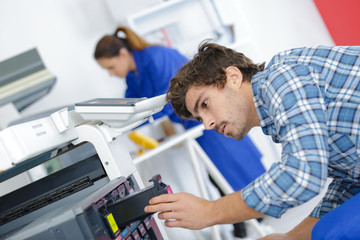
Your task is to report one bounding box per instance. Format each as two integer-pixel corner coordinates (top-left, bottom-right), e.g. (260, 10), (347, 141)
(216, 121), (246, 141)
(228, 124), (246, 140)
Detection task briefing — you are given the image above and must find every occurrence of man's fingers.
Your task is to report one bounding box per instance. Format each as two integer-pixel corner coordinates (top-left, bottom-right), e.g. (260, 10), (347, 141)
(164, 219), (196, 229)
(144, 201), (176, 213)
(144, 203), (167, 213)
(145, 193), (182, 213)
(143, 192), (211, 230)
(149, 193), (177, 204)
(157, 210), (177, 220)
(164, 219), (183, 228)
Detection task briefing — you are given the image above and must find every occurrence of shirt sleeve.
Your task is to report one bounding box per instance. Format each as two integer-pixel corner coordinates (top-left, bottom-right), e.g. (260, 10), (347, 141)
(242, 64), (329, 218)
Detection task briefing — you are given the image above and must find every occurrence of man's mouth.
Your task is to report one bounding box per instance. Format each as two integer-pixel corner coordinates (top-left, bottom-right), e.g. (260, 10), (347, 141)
(220, 124), (226, 135)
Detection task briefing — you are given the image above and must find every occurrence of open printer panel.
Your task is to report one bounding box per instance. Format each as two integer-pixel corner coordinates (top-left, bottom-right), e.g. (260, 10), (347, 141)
(0, 142), (170, 240)
(1, 177), (168, 240)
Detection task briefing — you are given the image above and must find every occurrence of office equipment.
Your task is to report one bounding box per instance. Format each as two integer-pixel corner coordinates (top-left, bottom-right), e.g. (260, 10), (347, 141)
(101, 174), (172, 230)
(74, 95), (165, 129)
(0, 94), (170, 239)
(128, 131), (159, 155)
(0, 48), (56, 129)
(1, 174), (170, 240)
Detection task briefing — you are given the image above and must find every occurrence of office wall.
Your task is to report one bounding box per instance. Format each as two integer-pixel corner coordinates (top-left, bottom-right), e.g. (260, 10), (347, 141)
(238, 0), (334, 62)
(0, 0), (126, 116)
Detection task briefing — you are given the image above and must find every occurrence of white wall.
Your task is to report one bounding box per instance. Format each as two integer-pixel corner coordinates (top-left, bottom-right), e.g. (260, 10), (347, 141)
(0, 0), (127, 117)
(239, 0), (334, 62)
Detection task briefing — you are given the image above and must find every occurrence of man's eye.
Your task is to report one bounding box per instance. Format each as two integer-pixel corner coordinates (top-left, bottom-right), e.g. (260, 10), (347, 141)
(195, 117), (202, 122)
(201, 100), (208, 108)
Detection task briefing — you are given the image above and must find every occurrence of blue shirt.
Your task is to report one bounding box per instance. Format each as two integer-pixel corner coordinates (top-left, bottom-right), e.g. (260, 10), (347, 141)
(125, 46), (265, 191)
(242, 46), (360, 218)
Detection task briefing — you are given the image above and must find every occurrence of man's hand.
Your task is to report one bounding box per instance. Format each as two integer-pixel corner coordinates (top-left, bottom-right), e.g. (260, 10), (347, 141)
(144, 192), (216, 229)
(145, 191), (265, 230)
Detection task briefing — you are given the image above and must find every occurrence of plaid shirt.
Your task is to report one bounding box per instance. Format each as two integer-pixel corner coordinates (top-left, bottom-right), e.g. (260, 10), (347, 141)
(242, 46), (360, 218)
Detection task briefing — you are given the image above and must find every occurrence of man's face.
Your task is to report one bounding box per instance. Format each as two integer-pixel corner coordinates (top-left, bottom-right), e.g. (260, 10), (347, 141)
(185, 79), (253, 141)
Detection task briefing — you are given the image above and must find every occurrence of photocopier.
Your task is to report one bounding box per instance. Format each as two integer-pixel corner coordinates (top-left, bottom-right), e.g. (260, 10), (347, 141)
(0, 94), (171, 240)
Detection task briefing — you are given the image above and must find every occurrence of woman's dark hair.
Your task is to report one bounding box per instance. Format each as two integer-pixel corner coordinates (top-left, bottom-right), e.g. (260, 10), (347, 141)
(167, 40), (265, 119)
(94, 26), (152, 59)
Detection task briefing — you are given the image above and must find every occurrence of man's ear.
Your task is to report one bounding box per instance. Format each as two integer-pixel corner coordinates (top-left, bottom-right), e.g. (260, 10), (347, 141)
(119, 48), (127, 57)
(225, 66), (243, 88)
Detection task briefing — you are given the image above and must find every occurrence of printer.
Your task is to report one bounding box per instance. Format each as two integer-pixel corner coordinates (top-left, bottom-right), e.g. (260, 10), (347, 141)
(0, 48), (56, 130)
(0, 94), (171, 240)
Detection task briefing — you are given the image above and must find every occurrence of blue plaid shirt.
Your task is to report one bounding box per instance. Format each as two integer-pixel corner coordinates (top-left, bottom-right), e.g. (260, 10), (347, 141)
(242, 46), (360, 218)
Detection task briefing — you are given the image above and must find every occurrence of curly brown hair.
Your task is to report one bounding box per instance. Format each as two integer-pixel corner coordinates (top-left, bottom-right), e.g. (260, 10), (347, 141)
(167, 40), (265, 119)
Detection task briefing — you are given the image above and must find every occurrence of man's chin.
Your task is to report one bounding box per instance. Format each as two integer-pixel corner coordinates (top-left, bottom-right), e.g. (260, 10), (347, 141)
(227, 132), (245, 141)
(233, 136), (243, 141)
(224, 133), (236, 140)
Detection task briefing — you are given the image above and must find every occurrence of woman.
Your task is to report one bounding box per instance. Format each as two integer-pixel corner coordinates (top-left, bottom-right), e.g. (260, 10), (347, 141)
(94, 26), (265, 238)
(94, 26), (188, 124)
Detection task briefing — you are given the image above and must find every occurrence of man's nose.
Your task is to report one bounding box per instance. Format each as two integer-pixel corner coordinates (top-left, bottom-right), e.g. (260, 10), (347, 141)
(203, 116), (215, 130)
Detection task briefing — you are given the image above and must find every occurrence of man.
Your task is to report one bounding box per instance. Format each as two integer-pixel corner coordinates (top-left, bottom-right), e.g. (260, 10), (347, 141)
(144, 42), (360, 239)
